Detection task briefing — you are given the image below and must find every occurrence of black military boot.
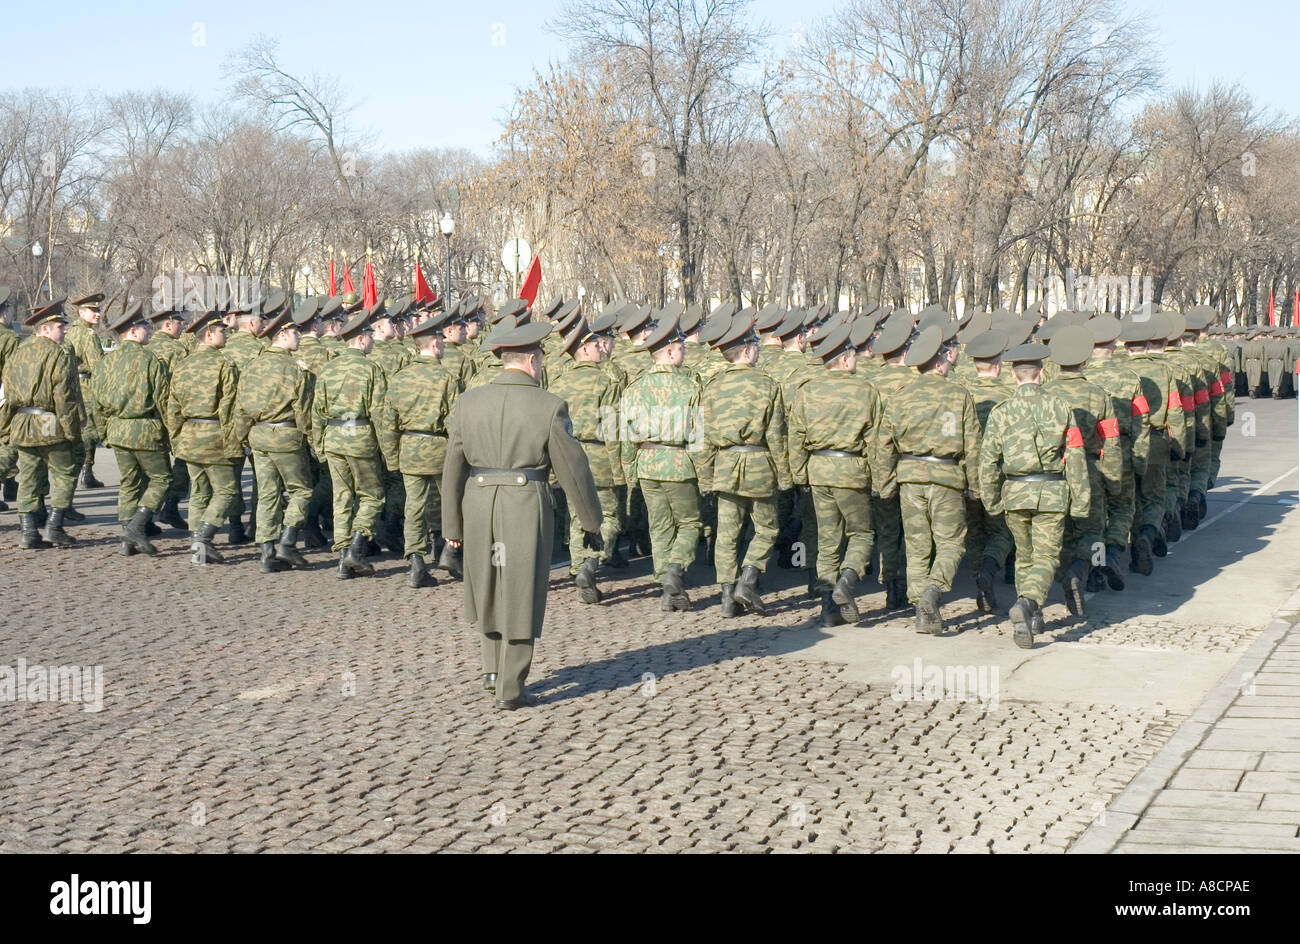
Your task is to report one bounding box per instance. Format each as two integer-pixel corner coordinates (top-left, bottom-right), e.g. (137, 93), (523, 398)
(662, 563), (691, 612)
(805, 568), (817, 600)
(344, 531), (375, 577)
(1009, 598), (1035, 649)
(275, 526), (309, 569)
(820, 591), (847, 627)
(975, 559), (1000, 614)
(437, 540), (463, 579)
(260, 541), (289, 573)
(43, 508), (77, 547)
(1197, 490), (1209, 519)
(19, 513), (49, 550)
(1149, 523), (1168, 558)
(1164, 508), (1182, 543)
(80, 463), (104, 489)
(227, 515), (250, 545)
(33, 501), (48, 528)
(408, 554), (433, 588)
(159, 496), (188, 530)
(832, 568), (860, 623)
(1182, 496), (1200, 530)
(720, 584), (738, 618)
(575, 557), (602, 604)
(123, 507), (158, 556)
(1062, 561), (1086, 617)
(0, 496), (7, 511)
(732, 565), (767, 616)
(2, 479), (16, 502)
(607, 538), (629, 569)
(192, 522), (225, 564)
(1102, 545), (1127, 590)
(916, 585), (944, 635)
(885, 577), (906, 610)
(337, 549), (353, 580)
(63, 505), (86, 522)
(301, 505), (327, 550)
(1004, 555), (1016, 585)
(1086, 569), (1106, 593)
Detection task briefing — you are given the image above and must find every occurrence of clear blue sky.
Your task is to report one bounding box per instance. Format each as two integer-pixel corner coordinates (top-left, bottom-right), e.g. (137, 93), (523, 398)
(4, 0), (1296, 157)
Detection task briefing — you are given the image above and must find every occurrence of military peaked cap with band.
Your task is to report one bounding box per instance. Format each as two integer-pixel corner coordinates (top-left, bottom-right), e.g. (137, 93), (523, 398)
(110, 299), (148, 333)
(1088, 317), (1123, 344)
(957, 310), (992, 341)
(873, 313), (914, 357)
(292, 297), (323, 326)
(806, 319), (836, 345)
(712, 309), (757, 350)
(540, 297), (565, 319)
(408, 309), (450, 338)
(637, 314), (684, 352)
(560, 317), (595, 354)
(259, 289), (288, 317)
(553, 307), (582, 337)
(709, 300), (737, 322)
(698, 310), (733, 346)
(680, 304), (704, 335)
(620, 304), (653, 335)
(147, 303), (183, 323)
(0, 286), (12, 308)
(260, 308), (297, 338)
(964, 329), (1009, 360)
(70, 292), (105, 309)
(486, 319), (552, 352)
(363, 300), (388, 321)
(589, 310), (620, 336)
(848, 314), (878, 349)
(1163, 311), (1187, 341)
(755, 302), (786, 333)
(319, 296), (345, 319)
(186, 309), (225, 334)
(1004, 342), (1049, 364)
(26, 297), (69, 326)
(498, 298), (529, 321)
(1182, 308), (1212, 331)
(903, 324), (944, 367)
(1048, 324), (1094, 367)
(339, 310), (373, 340)
(552, 298), (581, 322)
(814, 322), (855, 361)
(773, 308), (806, 340)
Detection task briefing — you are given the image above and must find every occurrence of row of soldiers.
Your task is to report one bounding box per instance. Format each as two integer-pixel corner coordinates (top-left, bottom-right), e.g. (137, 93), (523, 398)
(0, 285), (1236, 648)
(1215, 325), (1300, 399)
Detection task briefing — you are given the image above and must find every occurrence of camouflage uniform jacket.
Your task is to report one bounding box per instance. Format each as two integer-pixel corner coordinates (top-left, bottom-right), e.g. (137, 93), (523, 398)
(369, 338), (412, 380)
(94, 338), (169, 450)
(311, 347), (388, 459)
(1184, 342), (1229, 440)
(957, 373), (1013, 494)
(224, 329), (267, 374)
(377, 354), (459, 476)
(1085, 358), (1152, 476)
(0, 334), (81, 446)
(979, 383), (1090, 517)
(234, 346), (314, 453)
(296, 335), (332, 377)
(1127, 353), (1190, 460)
(547, 360), (625, 488)
(147, 331), (188, 374)
(1043, 371), (1124, 500)
(612, 336), (651, 385)
(619, 363), (700, 485)
(696, 362), (792, 497)
(877, 372), (979, 495)
(1199, 339), (1235, 426)
(165, 345), (242, 463)
(64, 319), (102, 380)
(787, 368), (885, 490)
(1163, 351), (1201, 453)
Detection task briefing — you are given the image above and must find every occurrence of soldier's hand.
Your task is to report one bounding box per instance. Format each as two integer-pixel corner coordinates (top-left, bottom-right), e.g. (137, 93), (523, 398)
(583, 530), (604, 553)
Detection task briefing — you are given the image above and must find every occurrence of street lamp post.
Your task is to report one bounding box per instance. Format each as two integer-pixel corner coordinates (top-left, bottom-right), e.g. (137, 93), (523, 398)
(32, 241), (46, 300)
(440, 212), (455, 306)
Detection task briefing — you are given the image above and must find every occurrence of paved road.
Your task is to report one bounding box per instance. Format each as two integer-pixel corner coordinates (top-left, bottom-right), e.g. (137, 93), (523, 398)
(1, 395), (1297, 853)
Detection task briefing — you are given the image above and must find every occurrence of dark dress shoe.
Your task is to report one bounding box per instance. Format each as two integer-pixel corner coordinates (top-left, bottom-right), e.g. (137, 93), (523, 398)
(495, 695), (535, 711)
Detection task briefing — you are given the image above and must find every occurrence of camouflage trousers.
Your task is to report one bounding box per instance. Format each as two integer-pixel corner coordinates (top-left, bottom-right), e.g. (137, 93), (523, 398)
(1190, 440), (1212, 496)
(15, 443), (76, 513)
(870, 493), (905, 582)
(569, 484), (622, 574)
(229, 455), (251, 519)
(1209, 436), (1224, 489)
(639, 479), (701, 581)
(1005, 509), (1065, 606)
(113, 447), (172, 521)
(965, 497), (1014, 578)
(1103, 459), (1137, 549)
(402, 472), (442, 559)
(1165, 453), (1192, 514)
(714, 492), (777, 584)
(185, 460), (236, 530)
(381, 468), (406, 540)
(811, 485), (872, 594)
(326, 453), (384, 551)
(899, 482), (966, 602)
(164, 455), (190, 505)
(1061, 466), (1106, 570)
(253, 448), (312, 544)
(1134, 436), (1170, 536)
(0, 443), (19, 481)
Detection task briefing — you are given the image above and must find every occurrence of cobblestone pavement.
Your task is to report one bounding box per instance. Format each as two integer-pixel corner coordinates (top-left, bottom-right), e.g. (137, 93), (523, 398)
(0, 517), (1180, 853)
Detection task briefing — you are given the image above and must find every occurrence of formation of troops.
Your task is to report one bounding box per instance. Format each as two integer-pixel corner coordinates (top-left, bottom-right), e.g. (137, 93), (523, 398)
(0, 282), (1255, 651)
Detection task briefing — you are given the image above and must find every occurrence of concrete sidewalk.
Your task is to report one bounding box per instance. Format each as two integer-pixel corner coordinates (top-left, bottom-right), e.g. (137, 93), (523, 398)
(1071, 589), (1300, 853)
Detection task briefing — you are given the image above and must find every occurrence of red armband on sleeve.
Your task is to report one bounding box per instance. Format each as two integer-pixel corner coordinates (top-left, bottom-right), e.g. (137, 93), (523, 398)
(1168, 391), (1181, 411)
(1220, 369), (1232, 386)
(1194, 388), (1209, 405)
(1065, 426), (1084, 449)
(1180, 394), (1194, 412)
(1130, 395), (1149, 416)
(1209, 380), (1224, 396)
(1097, 417), (1119, 439)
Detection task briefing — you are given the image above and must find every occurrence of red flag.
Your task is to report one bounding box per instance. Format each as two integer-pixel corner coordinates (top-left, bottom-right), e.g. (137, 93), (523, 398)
(1268, 290), (1276, 326)
(328, 258), (337, 297)
(341, 263), (355, 295)
(519, 254), (541, 306)
(414, 261), (435, 304)
(1293, 288), (1298, 328)
(362, 259), (377, 309)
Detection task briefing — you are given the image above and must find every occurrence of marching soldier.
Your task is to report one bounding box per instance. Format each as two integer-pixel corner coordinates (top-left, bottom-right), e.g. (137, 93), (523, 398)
(619, 313), (702, 611)
(979, 343), (1091, 648)
(696, 309), (792, 617)
(787, 322), (887, 627)
(147, 303), (191, 530)
(546, 313), (627, 603)
(377, 309), (460, 588)
(877, 325), (979, 635)
(94, 301), (173, 556)
(365, 300), (413, 553)
(234, 309), (315, 573)
(0, 298), (82, 548)
(312, 309), (388, 578)
(165, 309), (242, 563)
(223, 297), (270, 544)
(0, 287), (21, 509)
(65, 292), (105, 492)
(441, 320), (602, 710)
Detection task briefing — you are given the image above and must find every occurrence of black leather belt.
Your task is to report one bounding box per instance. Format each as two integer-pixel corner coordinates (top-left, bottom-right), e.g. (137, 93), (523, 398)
(402, 430), (446, 438)
(469, 467), (548, 484)
(811, 449), (858, 458)
(1007, 472), (1064, 482)
(327, 418), (370, 427)
(578, 438), (606, 446)
(187, 417), (219, 424)
(900, 453), (957, 465)
(723, 444), (765, 453)
(256, 420), (296, 428)
(639, 443), (686, 450)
